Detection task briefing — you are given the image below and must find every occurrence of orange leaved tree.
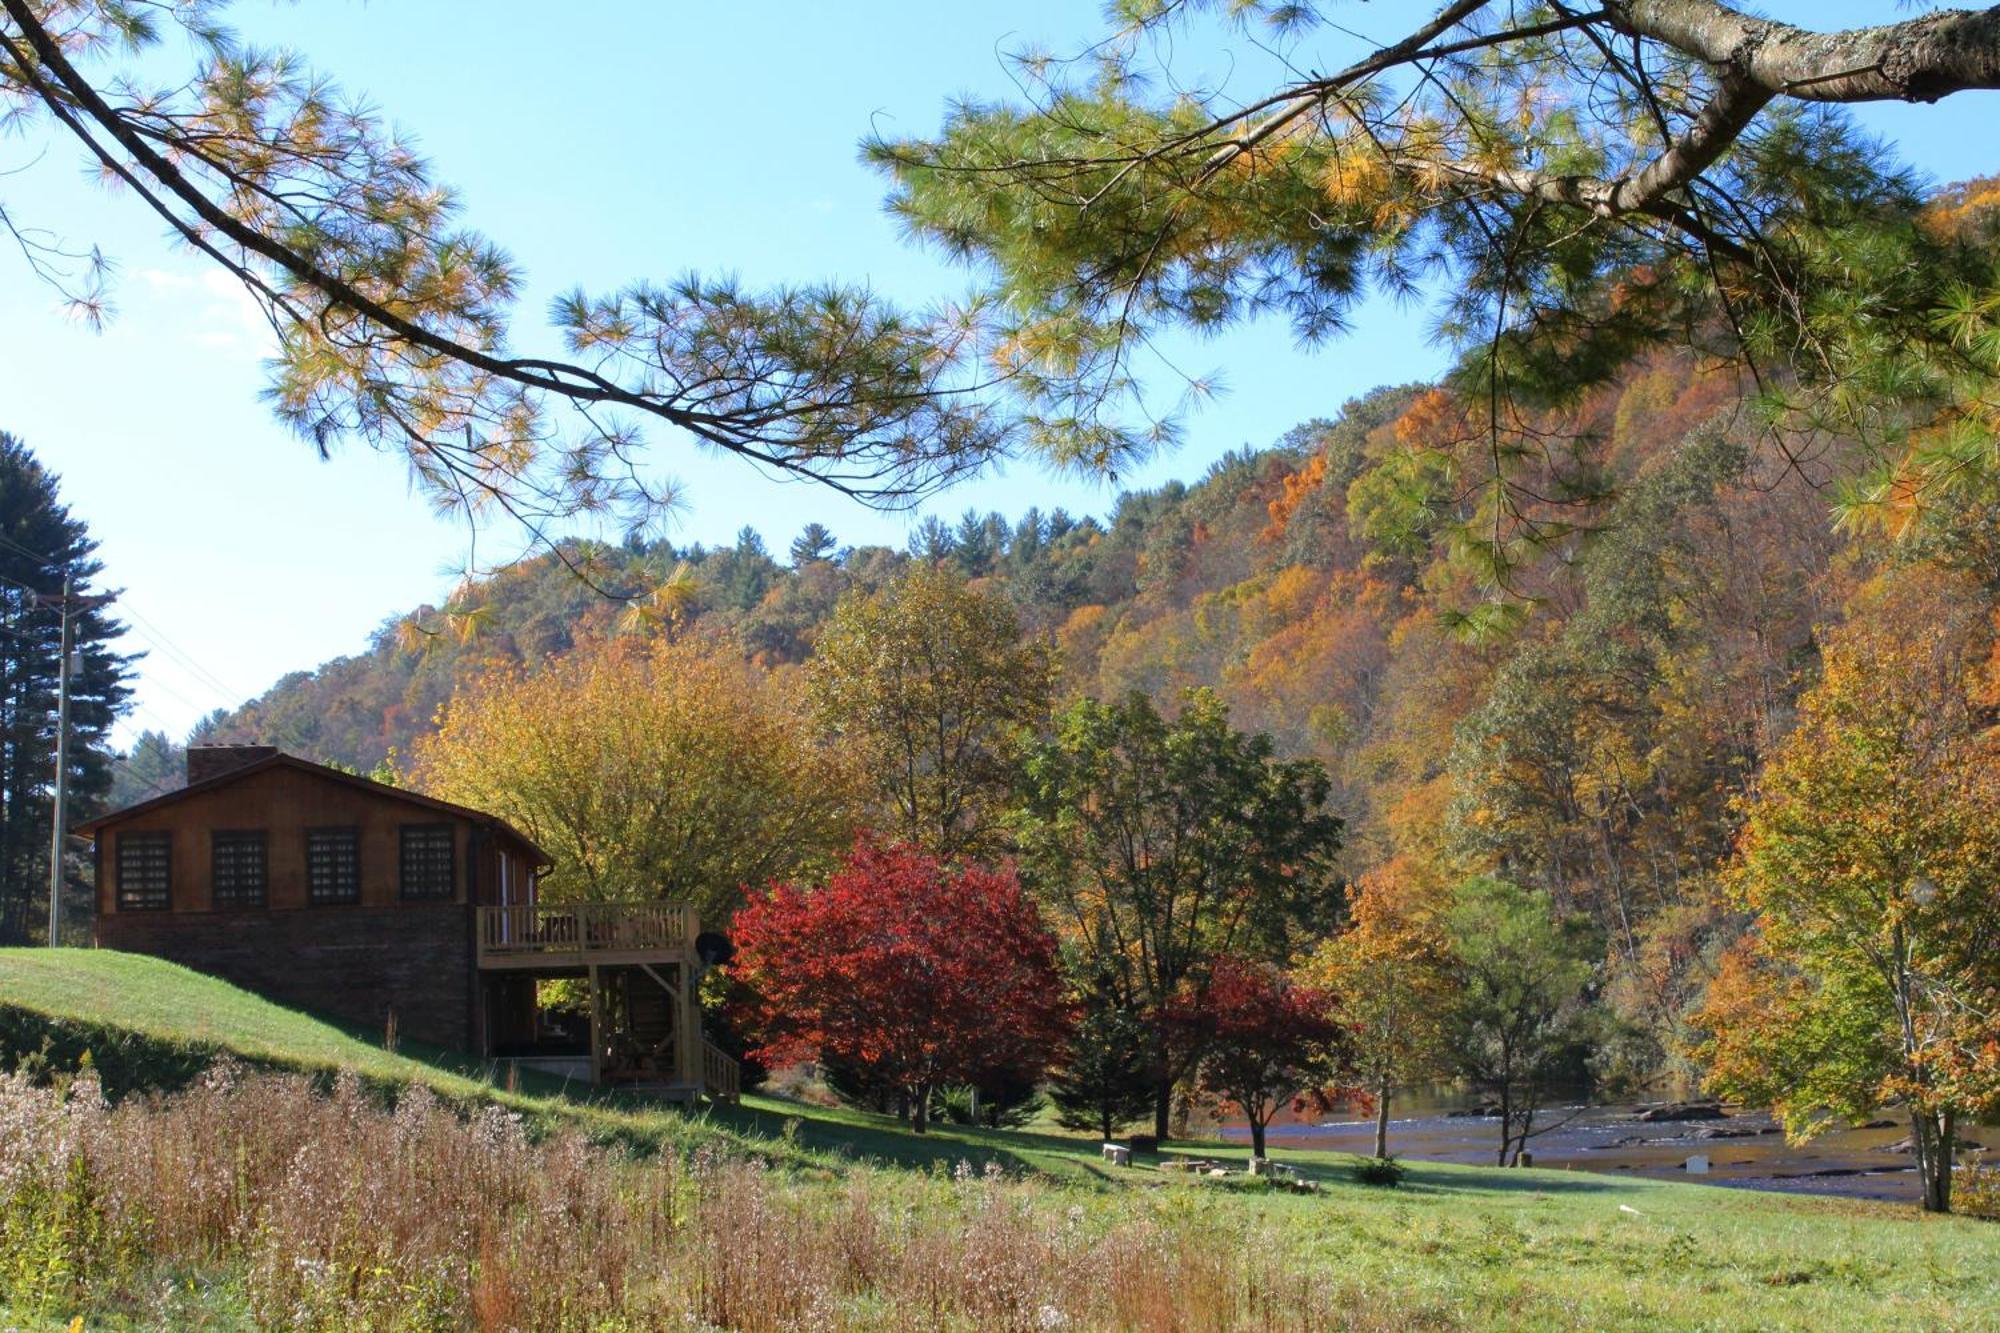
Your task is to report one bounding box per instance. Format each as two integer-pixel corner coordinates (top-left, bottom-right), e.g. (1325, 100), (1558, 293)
(1305, 860), (1456, 1159)
(1694, 566), (2000, 1213)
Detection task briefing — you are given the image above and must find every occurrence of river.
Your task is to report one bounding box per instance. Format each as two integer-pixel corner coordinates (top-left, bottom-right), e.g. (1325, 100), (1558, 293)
(1218, 1091), (1984, 1202)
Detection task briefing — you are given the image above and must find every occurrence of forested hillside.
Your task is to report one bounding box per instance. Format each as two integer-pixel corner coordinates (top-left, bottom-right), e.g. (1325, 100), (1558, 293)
(168, 142), (2000, 1098)
(150, 331), (1923, 1090)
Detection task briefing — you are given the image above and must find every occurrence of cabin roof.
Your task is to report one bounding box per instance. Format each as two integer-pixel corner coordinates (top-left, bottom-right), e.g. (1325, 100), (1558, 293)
(74, 751), (553, 869)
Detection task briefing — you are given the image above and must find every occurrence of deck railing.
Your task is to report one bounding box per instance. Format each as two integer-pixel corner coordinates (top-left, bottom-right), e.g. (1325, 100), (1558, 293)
(477, 901), (697, 961)
(701, 1038), (741, 1104)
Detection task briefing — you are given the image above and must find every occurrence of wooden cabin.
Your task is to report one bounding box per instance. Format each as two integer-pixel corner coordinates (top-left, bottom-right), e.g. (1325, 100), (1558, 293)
(76, 745), (737, 1100)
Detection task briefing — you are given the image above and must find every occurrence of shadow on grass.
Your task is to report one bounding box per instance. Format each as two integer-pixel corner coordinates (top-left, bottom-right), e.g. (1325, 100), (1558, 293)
(697, 1095), (1120, 1179)
(1390, 1163), (1636, 1196)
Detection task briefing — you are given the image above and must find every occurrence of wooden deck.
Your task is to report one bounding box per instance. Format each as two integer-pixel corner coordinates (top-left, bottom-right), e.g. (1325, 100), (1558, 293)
(476, 902), (697, 969)
(476, 900), (740, 1102)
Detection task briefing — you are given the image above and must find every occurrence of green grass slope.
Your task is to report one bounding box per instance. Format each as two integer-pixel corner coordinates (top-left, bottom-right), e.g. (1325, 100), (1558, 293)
(4, 949), (1998, 1330)
(0, 947), (533, 1098)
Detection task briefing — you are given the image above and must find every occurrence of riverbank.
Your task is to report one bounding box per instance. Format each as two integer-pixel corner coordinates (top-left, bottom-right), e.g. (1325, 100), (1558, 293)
(1239, 1099), (1962, 1203)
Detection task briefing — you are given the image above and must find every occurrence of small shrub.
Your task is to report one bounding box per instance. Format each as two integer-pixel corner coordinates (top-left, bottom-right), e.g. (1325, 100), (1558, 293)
(1960, 1156), (2000, 1221)
(1350, 1155), (1407, 1188)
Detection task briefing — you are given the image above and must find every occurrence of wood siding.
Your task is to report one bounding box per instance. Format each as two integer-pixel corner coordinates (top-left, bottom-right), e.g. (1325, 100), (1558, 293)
(92, 764), (536, 917)
(85, 759), (545, 1054)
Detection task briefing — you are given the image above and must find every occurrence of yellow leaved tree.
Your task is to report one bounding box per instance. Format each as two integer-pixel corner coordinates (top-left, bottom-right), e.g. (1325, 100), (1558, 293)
(411, 634), (859, 924)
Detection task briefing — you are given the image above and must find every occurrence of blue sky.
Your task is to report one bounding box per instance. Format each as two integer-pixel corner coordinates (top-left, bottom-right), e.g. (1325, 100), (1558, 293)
(4, 3), (1996, 747)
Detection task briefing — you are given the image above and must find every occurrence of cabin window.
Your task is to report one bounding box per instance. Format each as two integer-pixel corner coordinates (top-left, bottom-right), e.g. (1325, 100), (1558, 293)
(115, 832), (172, 911)
(211, 830), (268, 909)
(305, 827), (361, 905)
(399, 824), (455, 900)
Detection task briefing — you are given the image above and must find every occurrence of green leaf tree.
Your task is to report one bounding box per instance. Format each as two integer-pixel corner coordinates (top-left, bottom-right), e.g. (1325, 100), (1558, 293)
(1015, 688), (1343, 1137)
(807, 563), (1055, 859)
(1445, 876), (1598, 1167)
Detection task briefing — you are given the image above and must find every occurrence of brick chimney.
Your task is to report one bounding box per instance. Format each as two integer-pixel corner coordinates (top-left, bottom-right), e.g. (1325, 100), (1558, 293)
(186, 744), (280, 786)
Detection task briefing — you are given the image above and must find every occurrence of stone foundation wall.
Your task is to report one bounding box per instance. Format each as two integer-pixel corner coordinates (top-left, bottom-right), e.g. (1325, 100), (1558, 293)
(98, 906), (477, 1051)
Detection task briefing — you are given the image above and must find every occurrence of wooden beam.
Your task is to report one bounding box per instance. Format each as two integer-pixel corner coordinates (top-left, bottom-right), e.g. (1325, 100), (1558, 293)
(641, 961), (698, 1086)
(681, 964), (699, 1086)
(587, 964), (603, 1087)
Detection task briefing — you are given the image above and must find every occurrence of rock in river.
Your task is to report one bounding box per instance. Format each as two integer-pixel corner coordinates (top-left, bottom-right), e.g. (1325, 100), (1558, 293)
(1634, 1101), (1727, 1123)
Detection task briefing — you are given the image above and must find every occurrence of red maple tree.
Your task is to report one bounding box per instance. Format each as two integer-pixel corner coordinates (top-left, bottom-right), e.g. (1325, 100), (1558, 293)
(1171, 959), (1354, 1159)
(731, 839), (1071, 1132)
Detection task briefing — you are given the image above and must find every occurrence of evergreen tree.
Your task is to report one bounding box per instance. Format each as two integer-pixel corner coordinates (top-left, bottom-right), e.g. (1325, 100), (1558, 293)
(108, 729), (185, 809)
(952, 509), (1008, 577)
(906, 515), (957, 565)
(1049, 973), (1156, 1142)
(0, 434), (133, 943)
(788, 522), (837, 567)
(872, 6), (2000, 579)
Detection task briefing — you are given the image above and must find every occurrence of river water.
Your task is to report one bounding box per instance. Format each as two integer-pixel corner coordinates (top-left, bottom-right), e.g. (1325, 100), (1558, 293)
(1219, 1092), (1980, 1202)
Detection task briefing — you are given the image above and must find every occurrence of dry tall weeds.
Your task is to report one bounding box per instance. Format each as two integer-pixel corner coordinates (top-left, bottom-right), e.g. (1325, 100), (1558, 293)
(0, 1066), (1424, 1331)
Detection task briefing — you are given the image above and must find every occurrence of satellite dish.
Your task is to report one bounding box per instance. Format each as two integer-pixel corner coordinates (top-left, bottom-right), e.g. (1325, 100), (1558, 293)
(695, 931), (735, 968)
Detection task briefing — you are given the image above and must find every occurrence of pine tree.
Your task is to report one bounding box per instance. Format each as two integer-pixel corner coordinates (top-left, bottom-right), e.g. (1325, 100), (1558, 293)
(108, 730), (185, 808)
(0, 434), (133, 944)
(788, 523), (837, 567)
(1049, 976), (1156, 1142)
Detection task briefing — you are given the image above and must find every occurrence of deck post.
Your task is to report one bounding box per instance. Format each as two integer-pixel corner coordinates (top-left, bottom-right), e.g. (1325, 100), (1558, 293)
(587, 964), (604, 1087)
(679, 964), (698, 1086)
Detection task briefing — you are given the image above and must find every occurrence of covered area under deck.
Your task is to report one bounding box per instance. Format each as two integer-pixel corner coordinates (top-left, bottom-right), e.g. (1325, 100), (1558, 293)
(475, 902), (739, 1102)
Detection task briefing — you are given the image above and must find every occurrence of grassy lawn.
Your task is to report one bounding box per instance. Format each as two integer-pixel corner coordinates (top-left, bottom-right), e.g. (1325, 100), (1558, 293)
(2, 948), (1997, 1329)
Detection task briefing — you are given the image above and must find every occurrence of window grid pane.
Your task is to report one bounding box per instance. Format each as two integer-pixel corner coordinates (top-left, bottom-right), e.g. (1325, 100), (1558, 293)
(211, 831), (267, 909)
(116, 832), (172, 911)
(306, 828), (360, 905)
(399, 824), (455, 901)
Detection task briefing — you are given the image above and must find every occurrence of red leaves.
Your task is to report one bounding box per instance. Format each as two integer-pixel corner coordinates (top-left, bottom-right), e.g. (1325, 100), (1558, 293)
(1168, 958), (1355, 1142)
(731, 839), (1071, 1101)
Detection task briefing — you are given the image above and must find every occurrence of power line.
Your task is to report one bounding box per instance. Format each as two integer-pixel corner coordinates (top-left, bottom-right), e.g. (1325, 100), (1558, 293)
(113, 696), (196, 742)
(118, 608), (247, 701)
(0, 530), (248, 708)
(104, 752), (178, 802)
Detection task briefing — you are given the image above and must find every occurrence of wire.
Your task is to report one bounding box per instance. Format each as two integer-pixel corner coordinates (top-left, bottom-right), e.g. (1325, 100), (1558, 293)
(104, 752), (178, 802)
(0, 530), (254, 743)
(118, 608), (247, 701)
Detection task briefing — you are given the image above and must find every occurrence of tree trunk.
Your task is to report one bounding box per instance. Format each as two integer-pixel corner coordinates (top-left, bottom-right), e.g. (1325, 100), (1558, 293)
(1250, 1117), (1267, 1160)
(1374, 1080), (1393, 1160)
(1914, 1106), (1955, 1214)
(911, 1084), (930, 1135)
(1153, 1074), (1172, 1141)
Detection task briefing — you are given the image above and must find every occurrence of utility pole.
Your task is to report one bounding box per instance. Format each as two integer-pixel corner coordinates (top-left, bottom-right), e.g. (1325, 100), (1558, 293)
(36, 575), (111, 949)
(46, 572), (73, 948)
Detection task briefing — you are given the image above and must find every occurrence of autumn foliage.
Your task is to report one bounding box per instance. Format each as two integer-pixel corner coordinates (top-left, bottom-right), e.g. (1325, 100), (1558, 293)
(731, 840), (1071, 1132)
(1694, 566), (2000, 1212)
(1305, 861), (1455, 1158)
(411, 634), (857, 922)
